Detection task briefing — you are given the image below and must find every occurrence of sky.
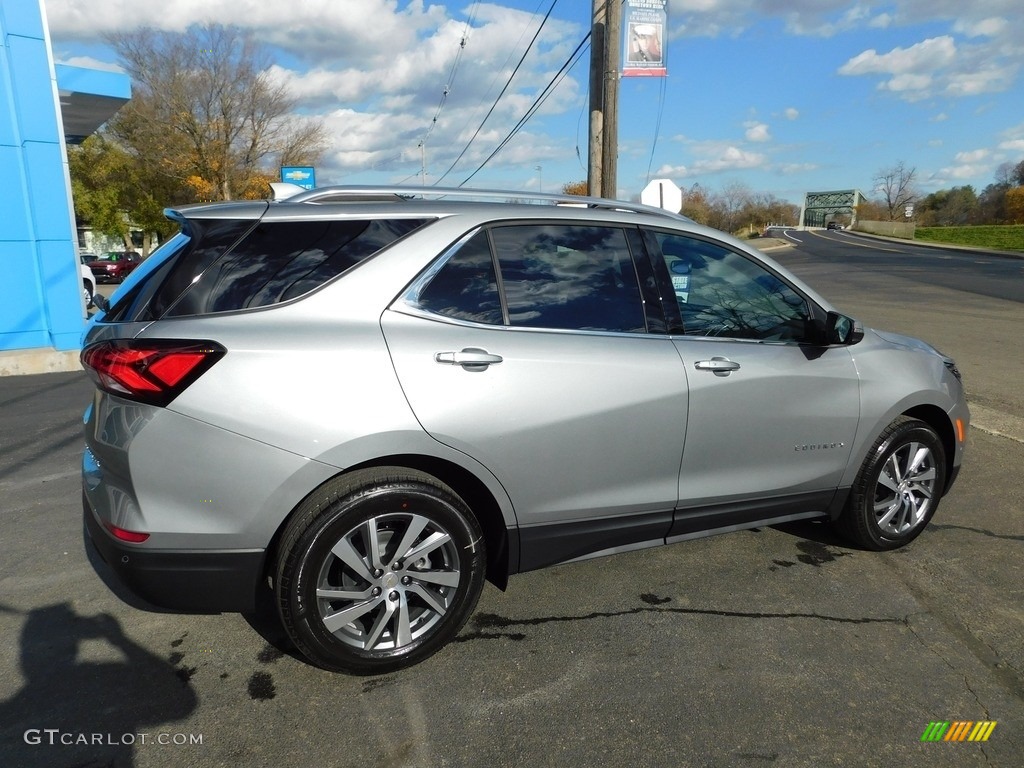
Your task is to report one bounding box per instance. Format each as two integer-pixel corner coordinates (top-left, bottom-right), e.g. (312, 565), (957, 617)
(43, 0), (1024, 206)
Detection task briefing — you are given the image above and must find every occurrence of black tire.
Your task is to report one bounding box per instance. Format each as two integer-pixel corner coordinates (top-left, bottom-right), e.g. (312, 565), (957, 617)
(83, 280), (94, 308)
(835, 416), (946, 551)
(275, 468), (486, 674)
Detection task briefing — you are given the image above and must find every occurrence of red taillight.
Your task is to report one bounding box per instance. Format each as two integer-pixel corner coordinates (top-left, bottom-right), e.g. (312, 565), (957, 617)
(102, 520), (150, 543)
(81, 340), (225, 406)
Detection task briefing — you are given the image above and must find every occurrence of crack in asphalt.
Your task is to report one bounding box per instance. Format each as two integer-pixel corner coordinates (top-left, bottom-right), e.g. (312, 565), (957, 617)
(878, 558), (1024, 704)
(456, 597), (906, 644)
(929, 523), (1024, 542)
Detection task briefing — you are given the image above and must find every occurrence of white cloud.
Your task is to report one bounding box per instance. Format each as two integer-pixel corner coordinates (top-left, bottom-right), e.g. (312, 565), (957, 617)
(869, 13), (893, 30)
(655, 132), (771, 181)
(53, 55), (126, 73)
(778, 162), (818, 174)
(952, 17), (1008, 38)
(938, 162), (990, 181)
(955, 149), (990, 163)
(784, 108), (799, 121)
(881, 73), (932, 93)
(744, 121), (770, 142)
(839, 36), (957, 77)
(46, 0), (446, 60)
(946, 66), (1016, 97)
(834, 33), (1022, 101)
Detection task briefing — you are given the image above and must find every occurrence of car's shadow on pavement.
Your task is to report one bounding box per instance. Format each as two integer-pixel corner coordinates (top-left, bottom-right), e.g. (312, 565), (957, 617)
(769, 517), (852, 547)
(241, 587), (303, 663)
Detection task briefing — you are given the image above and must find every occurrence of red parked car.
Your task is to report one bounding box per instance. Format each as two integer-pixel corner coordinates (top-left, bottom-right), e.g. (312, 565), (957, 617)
(86, 251), (142, 283)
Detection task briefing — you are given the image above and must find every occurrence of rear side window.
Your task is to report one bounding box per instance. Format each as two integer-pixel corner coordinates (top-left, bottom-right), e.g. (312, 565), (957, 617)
(491, 224), (646, 333)
(414, 232), (503, 325)
(165, 218), (429, 317)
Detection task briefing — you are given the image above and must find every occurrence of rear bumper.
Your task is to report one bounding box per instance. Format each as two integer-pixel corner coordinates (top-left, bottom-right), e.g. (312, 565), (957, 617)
(83, 492), (265, 613)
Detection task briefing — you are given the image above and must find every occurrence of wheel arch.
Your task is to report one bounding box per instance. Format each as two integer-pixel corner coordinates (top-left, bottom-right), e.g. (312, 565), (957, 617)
(902, 404), (956, 491)
(265, 454), (516, 592)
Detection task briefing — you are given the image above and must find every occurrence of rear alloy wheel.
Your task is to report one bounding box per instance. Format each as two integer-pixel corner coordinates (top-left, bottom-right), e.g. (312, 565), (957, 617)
(83, 280), (94, 308)
(275, 468), (486, 674)
(836, 416), (946, 550)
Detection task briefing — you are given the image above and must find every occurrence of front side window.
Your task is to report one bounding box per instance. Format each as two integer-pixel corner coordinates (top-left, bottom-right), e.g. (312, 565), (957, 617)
(653, 233), (811, 341)
(491, 224), (646, 333)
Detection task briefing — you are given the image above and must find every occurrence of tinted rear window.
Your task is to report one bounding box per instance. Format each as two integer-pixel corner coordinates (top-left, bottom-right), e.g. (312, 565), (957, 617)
(164, 218), (430, 317)
(107, 217), (430, 321)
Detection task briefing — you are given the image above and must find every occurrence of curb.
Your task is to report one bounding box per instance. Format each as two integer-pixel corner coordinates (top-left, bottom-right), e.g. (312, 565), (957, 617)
(841, 229), (1024, 259)
(0, 349), (82, 377)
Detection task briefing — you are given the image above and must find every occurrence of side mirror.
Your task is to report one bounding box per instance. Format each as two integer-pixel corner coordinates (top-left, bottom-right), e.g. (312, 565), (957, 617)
(824, 311), (864, 345)
(92, 293), (110, 312)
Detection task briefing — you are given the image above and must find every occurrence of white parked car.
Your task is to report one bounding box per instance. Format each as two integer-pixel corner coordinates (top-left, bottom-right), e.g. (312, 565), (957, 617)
(80, 262), (96, 308)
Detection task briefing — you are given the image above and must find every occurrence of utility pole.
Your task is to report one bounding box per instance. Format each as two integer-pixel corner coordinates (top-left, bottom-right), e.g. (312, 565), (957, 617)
(588, 0), (620, 199)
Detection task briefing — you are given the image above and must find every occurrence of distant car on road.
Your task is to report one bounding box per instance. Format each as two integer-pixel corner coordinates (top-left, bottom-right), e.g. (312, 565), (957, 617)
(86, 251), (142, 283)
(826, 221), (843, 231)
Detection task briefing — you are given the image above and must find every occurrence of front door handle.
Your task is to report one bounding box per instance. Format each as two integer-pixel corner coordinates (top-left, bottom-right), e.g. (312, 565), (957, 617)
(694, 357), (740, 377)
(434, 348), (504, 370)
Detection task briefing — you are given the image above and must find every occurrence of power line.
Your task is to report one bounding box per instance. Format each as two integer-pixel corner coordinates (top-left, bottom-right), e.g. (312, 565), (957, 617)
(433, 0), (560, 185)
(645, 75), (668, 184)
(419, 2), (480, 152)
(458, 31), (591, 187)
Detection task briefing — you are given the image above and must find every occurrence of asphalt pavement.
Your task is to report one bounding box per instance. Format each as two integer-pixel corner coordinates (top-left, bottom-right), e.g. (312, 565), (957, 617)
(1, 247), (1022, 767)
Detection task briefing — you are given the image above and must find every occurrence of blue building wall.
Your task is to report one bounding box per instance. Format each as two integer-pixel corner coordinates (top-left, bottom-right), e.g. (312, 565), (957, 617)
(0, 0), (128, 353)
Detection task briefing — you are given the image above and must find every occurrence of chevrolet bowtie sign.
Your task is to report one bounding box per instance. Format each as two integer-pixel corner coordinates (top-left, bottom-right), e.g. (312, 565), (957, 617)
(281, 167), (316, 190)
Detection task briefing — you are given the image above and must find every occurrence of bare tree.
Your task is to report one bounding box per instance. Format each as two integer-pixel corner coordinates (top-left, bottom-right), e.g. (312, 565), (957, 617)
(106, 24), (326, 201)
(873, 161), (918, 221)
(711, 181), (753, 233)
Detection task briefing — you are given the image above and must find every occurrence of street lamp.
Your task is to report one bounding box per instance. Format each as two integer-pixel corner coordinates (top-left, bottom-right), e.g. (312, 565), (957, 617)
(534, 165), (542, 193)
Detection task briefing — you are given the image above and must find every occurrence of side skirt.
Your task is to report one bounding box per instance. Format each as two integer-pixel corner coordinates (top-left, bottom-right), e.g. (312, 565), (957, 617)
(515, 489), (850, 574)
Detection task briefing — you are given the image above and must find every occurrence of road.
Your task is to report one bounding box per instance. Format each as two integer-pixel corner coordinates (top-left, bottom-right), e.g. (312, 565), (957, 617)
(771, 227), (1024, 304)
(2, 242), (1022, 768)
(767, 229), (1024, 427)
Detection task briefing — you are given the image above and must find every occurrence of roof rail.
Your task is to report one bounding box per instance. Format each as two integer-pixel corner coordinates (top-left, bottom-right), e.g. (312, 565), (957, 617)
(268, 184), (690, 221)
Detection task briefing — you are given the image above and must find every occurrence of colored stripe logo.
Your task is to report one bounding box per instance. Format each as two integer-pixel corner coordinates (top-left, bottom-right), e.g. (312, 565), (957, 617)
(921, 721), (997, 742)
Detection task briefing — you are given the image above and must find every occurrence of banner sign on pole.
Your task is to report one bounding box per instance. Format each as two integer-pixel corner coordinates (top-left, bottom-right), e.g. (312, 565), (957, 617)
(622, 0), (668, 78)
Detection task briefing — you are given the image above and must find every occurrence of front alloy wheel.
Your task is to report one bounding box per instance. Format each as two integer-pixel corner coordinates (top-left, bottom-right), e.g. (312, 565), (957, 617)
(276, 468), (486, 674)
(873, 438), (938, 537)
(836, 416), (947, 550)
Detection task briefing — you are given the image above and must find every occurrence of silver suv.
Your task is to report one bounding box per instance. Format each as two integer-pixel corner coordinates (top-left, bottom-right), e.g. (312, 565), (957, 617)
(81, 185), (969, 674)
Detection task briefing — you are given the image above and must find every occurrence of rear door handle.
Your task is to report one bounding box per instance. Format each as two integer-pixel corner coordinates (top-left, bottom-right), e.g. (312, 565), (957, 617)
(694, 357), (740, 377)
(434, 348), (504, 369)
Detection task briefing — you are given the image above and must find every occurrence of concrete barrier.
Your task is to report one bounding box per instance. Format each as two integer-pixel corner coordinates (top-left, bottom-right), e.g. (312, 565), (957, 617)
(852, 220), (916, 239)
